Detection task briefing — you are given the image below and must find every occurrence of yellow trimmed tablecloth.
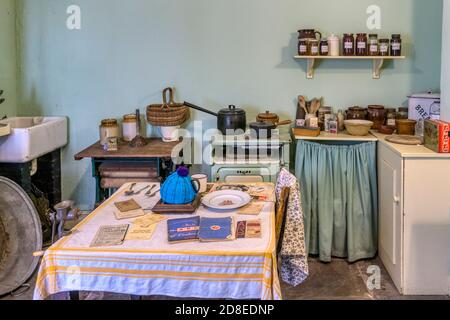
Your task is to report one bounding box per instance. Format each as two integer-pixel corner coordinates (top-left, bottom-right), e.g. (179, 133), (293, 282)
(34, 183), (282, 300)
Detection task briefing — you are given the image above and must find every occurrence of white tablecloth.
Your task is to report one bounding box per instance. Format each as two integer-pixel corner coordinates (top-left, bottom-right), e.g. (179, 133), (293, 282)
(34, 183), (282, 300)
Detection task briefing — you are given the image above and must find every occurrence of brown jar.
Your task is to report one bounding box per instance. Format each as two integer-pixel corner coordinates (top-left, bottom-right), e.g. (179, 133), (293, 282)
(343, 33), (355, 56)
(368, 34), (379, 56)
(298, 39), (309, 55)
(367, 105), (386, 130)
(346, 107), (368, 120)
(320, 38), (329, 56)
(379, 39), (390, 56)
(356, 33), (368, 56)
(390, 34), (402, 56)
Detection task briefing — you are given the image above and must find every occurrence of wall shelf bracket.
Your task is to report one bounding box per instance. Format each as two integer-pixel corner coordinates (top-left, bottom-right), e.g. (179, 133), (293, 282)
(372, 58), (385, 79)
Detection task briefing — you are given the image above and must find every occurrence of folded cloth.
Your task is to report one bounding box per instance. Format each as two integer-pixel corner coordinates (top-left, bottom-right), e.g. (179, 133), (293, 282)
(275, 168), (309, 286)
(100, 177), (160, 189)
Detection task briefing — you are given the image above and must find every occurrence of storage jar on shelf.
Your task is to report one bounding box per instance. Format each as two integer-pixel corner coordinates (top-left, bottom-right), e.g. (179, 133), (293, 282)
(390, 34), (402, 56)
(368, 34), (379, 56)
(328, 34), (340, 56)
(379, 39), (390, 56)
(356, 33), (368, 56)
(320, 38), (329, 56)
(343, 33), (355, 56)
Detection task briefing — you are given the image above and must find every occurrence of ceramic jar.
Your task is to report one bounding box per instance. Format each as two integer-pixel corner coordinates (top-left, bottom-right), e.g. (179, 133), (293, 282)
(396, 119), (417, 135)
(346, 107), (368, 120)
(122, 114), (138, 142)
(327, 34), (340, 56)
(368, 105), (386, 130)
(100, 119), (120, 146)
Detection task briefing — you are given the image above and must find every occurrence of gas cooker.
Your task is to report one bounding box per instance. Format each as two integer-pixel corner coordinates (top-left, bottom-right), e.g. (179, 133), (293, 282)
(209, 131), (292, 183)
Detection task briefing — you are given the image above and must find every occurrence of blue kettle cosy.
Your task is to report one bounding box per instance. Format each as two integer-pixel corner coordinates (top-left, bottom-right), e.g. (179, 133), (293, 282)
(160, 167), (198, 205)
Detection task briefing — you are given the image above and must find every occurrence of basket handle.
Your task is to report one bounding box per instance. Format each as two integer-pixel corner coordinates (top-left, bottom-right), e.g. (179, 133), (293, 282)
(162, 87), (176, 109)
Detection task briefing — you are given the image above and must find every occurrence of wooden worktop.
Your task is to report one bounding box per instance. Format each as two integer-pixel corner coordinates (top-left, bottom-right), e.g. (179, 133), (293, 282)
(74, 138), (184, 160)
(293, 128), (378, 142)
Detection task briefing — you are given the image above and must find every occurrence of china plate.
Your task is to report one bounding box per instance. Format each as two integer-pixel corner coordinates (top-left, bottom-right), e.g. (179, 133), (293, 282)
(202, 190), (251, 210)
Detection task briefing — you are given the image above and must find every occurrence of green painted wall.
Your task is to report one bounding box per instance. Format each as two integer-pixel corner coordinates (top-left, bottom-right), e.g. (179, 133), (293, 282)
(16, 0), (443, 208)
(0, 0), (17, 117)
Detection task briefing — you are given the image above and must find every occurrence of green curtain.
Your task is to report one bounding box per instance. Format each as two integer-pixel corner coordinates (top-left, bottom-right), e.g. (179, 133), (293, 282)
(295, 140), (378, 263)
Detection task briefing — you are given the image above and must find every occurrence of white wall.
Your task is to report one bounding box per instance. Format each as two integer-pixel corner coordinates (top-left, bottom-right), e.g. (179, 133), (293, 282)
(442, 0), (450, 122)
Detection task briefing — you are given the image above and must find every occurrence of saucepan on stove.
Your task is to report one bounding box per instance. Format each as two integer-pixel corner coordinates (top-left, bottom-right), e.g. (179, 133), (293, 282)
(250, 111), (292, 139)
(184, 101), (247, 135)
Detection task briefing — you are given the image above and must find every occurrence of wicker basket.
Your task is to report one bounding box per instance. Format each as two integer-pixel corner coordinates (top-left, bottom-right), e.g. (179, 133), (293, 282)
(146, 88), (189, 127)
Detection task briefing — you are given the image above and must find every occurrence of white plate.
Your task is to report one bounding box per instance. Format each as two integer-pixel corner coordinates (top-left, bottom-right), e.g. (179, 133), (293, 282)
(202, 190), (251, 210)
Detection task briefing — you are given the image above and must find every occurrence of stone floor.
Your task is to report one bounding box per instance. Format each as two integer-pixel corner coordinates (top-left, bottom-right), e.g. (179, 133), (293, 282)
(1, 256), (449, 300)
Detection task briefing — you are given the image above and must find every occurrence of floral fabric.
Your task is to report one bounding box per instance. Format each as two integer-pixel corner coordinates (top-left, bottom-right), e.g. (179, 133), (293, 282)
(276, 168), (309, 286)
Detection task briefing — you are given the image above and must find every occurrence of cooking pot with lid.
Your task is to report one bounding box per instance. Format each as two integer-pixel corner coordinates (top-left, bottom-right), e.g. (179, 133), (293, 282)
(184, 102), (247, 135)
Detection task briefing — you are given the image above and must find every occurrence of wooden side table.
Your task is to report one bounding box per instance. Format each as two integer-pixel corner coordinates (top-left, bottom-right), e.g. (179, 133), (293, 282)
(74, 138), (186, 203)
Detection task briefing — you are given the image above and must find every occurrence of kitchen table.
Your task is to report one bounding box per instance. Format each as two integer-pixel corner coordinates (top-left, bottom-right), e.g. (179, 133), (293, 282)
(33, 182), (282, 300)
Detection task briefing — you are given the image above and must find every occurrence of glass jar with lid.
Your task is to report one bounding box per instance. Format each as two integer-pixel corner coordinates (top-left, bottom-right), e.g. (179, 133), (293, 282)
(368, 34), (379, 56)
(100, 119), (120, 146)
(298, 39), (309, 55)
(385, 108), (397, 127)
(379, 39), (390, 56)
(356, 33), (368, 56)
(320, 38), (329, 56)
(397, 107), (409, 120)
(343, 33), (355, 56)
(390, 34), (402, 56)
(309, 39), (319, 56)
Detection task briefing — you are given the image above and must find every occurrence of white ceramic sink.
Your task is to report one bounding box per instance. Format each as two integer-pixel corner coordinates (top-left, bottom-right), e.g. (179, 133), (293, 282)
(0, 117), (68, 163)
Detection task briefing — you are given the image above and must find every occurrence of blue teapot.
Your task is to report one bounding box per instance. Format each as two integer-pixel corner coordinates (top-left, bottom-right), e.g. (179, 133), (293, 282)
(160, 167), (200, 205)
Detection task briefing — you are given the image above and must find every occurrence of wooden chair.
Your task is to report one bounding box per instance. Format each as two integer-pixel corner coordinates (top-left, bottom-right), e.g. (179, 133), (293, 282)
(275, 187), (290, 254)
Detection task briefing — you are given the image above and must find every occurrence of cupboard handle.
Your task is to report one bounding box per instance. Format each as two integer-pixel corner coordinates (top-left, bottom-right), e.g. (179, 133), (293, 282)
(394, 196), (400, 204)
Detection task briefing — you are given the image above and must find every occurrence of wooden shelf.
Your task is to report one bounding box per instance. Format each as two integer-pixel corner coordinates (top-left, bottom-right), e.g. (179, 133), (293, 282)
(294, 55), (406, 79)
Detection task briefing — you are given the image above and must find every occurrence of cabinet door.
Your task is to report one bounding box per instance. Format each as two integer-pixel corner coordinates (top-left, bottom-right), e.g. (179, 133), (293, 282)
(378, 144), (403, 292)
(403, 159), (450, 295)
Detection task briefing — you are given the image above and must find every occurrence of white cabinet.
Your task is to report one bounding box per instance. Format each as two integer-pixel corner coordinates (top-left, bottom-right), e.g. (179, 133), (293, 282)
(378, 139), (450, 295)
(378, 143), (403, 291)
